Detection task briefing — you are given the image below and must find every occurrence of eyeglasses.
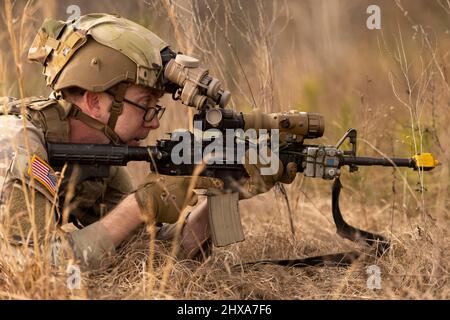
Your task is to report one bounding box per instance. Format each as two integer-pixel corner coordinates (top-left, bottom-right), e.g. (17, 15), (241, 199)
(122, 97), (166, 122)
(106, 91), (166, 122)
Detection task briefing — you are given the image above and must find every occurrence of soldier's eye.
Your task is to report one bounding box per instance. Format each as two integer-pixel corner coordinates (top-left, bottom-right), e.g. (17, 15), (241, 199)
(139, 98), (150, 106)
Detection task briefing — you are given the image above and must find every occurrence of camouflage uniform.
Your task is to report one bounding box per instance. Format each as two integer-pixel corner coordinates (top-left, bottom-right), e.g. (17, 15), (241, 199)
(0, 14), (186, 270)
(0, 95), (138, 268)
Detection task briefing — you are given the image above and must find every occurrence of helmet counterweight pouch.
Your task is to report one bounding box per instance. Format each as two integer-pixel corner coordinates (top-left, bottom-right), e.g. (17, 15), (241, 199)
(28, 18), (67, 65)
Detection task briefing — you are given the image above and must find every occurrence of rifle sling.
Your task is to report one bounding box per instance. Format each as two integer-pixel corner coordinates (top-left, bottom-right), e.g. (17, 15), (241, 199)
(235, 178), (390, 269)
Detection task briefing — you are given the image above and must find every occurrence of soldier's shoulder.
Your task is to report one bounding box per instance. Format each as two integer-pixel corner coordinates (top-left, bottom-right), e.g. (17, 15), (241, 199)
(0, 96), (48, 146)
(0, 96), (58, 201)
(1, 95), (56, 113)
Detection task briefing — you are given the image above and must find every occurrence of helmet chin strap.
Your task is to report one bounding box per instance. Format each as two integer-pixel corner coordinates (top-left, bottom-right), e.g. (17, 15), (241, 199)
(67, 82), (129, 145)
(106, 82), (129, 134)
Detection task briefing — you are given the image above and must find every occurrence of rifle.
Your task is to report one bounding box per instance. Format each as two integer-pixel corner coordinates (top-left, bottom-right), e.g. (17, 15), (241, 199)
(47, 110), (438, 267)
(47, 53), (439, 268)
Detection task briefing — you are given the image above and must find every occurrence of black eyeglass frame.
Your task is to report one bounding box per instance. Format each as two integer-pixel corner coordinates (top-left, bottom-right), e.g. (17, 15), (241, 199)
(122, 97), (165, 122)
(106, 91), (166, 122)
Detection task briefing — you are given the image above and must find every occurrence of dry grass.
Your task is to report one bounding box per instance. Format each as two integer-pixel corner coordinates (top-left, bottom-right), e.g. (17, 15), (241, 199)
(0, 0), (449, 299)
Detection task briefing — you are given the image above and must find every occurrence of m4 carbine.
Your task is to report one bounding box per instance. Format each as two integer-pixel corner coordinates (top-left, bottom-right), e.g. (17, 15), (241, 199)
(48, 51), (439, 267)
(47, 109), (438, 268)
(48, 109), (437, 181)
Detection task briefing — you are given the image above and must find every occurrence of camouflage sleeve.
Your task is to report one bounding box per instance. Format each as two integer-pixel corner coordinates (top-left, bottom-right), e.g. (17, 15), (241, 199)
(0, 116), (115, 270)
(1, 115), (57, 238)
(65, 221), (115, 269)
(1, 115), (56, 202)
(4, 184), (115, 270)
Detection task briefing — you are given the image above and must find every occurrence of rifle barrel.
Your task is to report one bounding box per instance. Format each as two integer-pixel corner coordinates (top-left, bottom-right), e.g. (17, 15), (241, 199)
(341, 156), (416, 168)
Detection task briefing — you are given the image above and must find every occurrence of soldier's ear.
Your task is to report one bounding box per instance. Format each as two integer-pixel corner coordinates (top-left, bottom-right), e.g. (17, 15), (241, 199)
(83, 91), (102, 117)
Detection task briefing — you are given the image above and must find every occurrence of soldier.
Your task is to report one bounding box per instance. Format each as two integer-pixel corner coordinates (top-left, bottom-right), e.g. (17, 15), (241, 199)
(0, 13), (296, 270)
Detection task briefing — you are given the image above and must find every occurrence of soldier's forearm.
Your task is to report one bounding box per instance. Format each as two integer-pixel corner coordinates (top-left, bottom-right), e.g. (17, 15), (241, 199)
(99, 191), (211, 261)
(99, 193), (144, 247)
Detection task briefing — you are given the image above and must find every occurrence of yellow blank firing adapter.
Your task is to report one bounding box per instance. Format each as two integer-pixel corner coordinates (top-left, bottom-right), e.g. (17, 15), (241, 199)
(413, 153), (439, 171)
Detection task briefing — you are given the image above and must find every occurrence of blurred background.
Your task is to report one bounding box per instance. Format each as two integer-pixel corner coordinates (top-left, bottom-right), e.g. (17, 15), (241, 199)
(0, 0), (449, 299)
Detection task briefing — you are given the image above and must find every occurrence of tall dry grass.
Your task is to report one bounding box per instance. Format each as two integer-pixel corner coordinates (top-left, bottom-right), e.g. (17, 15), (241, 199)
(0, 0), (449, 299)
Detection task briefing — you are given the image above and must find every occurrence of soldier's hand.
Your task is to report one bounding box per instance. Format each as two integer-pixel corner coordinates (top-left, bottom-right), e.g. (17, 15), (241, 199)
(239, 147), (297, 199)
(135, 174), (223, 224)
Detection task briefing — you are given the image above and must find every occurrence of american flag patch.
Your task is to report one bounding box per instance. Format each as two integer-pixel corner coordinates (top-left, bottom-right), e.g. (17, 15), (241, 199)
(28, 154), (58, 196)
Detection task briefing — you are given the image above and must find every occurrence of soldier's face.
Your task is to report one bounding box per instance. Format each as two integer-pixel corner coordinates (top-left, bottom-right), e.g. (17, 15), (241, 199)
(112, 85), (163, 146)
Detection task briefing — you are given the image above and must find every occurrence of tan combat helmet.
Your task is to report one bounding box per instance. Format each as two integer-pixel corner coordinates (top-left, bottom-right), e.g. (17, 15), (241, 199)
(28, 13), (169, 144)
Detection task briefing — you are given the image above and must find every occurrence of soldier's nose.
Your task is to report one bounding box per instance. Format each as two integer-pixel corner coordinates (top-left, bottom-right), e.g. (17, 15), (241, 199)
(144, 116), (160, 129)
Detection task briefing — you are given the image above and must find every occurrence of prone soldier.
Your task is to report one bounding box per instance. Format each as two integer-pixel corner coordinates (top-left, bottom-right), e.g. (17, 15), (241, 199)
(0, 13), (297, 270)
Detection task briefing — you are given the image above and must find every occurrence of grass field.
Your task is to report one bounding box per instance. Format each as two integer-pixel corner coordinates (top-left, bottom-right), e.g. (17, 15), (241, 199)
(0, 0), (449, 299)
